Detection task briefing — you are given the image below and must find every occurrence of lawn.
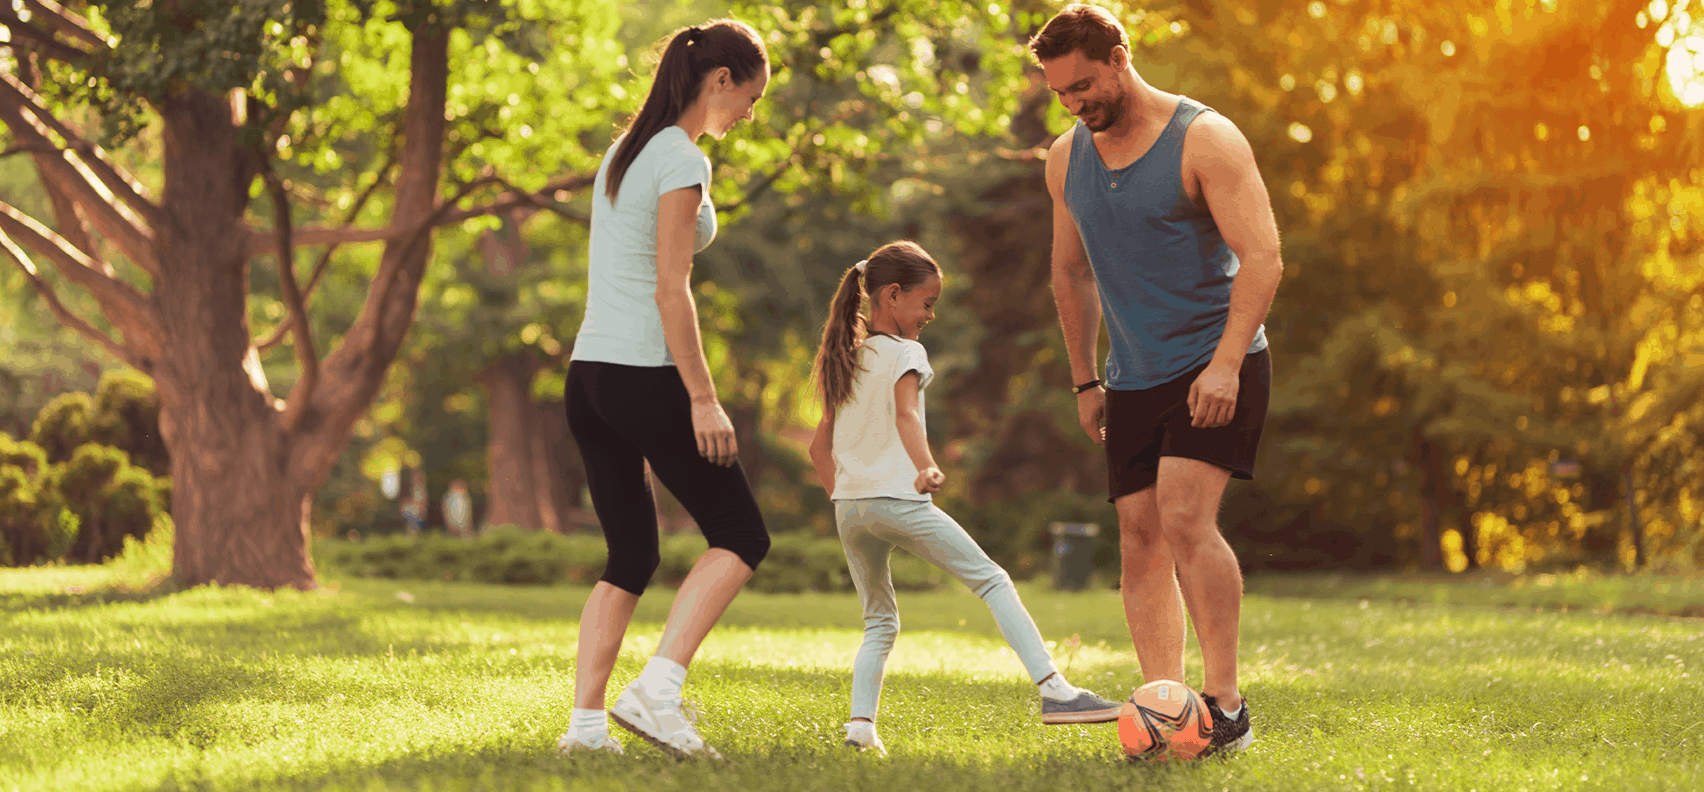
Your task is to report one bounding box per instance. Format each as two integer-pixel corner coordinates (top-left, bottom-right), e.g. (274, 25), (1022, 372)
(0, 566), (1699, 791)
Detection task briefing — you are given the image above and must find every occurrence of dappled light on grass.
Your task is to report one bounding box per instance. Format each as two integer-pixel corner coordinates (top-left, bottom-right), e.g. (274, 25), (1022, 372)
(0, 577), (1699, 791)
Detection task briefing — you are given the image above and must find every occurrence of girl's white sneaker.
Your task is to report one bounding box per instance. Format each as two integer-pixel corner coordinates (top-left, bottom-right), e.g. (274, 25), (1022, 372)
(842, 721), (887, 757)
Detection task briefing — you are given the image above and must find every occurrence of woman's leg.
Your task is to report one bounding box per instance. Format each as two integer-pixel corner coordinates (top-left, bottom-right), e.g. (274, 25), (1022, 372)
(627, 369), (770, 669)
(565, 361), (665, 709)
(836, 500), (901, 724)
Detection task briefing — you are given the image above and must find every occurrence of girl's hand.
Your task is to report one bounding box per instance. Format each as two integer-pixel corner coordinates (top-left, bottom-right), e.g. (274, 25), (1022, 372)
(691, 398), (739, 467)
(914, 466), (945, 494)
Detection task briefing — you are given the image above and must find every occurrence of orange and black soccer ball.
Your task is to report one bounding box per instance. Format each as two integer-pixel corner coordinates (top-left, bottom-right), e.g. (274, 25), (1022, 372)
(1118, 679), (1214, 761)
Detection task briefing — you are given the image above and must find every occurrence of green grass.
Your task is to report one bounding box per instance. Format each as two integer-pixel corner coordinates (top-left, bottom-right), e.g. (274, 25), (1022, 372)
(1244, 569), (1704, 618)
(1, 566), (1700, 792)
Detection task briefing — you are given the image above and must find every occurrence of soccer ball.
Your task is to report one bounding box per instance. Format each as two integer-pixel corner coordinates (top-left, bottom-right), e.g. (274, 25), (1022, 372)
(1118, 679), (1214, 761)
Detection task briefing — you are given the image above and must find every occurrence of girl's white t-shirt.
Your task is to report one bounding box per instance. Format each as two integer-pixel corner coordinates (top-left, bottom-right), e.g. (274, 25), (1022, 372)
(832, 334), (935, 502)
(571, 126), (717, 367)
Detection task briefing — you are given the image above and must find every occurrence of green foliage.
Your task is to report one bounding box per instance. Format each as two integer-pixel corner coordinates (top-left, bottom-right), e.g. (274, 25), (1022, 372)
(90, 370), (169, 477)
(47, 444), (162, 565)
(0, 432), (47, 478)
(0, 463), (80, 567)
(28, 392), (95, 465)
(316, 526), (950, 593)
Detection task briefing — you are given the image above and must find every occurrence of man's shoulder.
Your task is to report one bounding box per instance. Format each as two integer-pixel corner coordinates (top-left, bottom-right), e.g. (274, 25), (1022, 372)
(1045, 124), (1079, 192)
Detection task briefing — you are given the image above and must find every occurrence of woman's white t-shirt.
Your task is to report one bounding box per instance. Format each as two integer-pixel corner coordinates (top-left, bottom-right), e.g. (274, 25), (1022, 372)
(832, 334), (935, 502)
(570, 126), (717, 367)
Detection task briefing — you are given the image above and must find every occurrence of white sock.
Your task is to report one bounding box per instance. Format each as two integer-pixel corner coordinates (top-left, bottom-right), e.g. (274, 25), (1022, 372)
(845, 720), (878, 744)
(1038, 673), (1077, 702)
(1219, 703), (1243, 721)
(636, 656), (688, 701)
(570, 708), (607, 741)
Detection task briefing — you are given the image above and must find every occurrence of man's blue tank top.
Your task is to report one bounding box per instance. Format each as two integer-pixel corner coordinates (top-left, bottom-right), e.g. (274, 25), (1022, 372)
(1064, 96), (1266, 390)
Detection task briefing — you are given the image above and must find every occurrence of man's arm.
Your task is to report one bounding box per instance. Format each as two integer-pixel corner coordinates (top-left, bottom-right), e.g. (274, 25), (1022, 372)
(1046, 127), (1108, 445)
(1183, 114), (1284, 428)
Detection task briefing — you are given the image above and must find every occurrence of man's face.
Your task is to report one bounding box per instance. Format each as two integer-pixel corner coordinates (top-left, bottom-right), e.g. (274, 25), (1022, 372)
(1042, 48), (1128, 132)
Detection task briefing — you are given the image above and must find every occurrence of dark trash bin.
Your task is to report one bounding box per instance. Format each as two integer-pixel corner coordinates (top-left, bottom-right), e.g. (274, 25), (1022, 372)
(1049, 522), (1099, 591)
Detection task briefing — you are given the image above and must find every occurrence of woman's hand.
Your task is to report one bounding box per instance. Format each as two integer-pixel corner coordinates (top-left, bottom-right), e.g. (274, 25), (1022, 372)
(691, 398), (739, 467)
(914, 466), (945, 494)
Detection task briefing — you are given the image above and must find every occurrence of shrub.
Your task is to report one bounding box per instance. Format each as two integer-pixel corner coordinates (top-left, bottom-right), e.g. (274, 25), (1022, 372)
(29, 392), (95, 465)
(50, 444), (161, 564)
(91, 370), (169, 477)
(315, 528), (948, 594)
(0, 464), (80, 566)
(0, 433), (48, 477)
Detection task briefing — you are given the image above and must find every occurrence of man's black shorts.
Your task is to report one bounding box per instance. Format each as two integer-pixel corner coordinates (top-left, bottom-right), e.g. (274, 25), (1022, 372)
(1104, 348), (1271, 503)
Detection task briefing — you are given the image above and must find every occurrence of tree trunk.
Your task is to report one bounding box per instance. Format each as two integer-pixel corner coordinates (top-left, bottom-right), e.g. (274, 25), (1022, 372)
(1413, 432), (1445, 570)
(154, 88), (315, 588)
(531, 396), (582, 533)
(480, 351), (544, 530)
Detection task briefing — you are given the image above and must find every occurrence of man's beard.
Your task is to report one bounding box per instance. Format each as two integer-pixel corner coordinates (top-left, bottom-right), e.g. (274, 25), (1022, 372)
(1081, 94), (1128, 132)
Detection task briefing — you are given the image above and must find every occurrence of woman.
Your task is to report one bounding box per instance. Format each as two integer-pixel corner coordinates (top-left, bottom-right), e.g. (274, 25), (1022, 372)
(556, 19), (770, 761)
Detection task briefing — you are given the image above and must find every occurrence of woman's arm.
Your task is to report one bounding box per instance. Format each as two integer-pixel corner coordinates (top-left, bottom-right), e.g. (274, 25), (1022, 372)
(893, 372), (943, 494)
(808, 406), (835, 497)
(655, 184), (737, 467)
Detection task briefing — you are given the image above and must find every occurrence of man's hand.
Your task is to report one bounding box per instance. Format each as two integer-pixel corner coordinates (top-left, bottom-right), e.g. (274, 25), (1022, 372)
(914, 466), (945, 494)
(1077, 387), (1107, 445)
(1188, 361), (1241, 428)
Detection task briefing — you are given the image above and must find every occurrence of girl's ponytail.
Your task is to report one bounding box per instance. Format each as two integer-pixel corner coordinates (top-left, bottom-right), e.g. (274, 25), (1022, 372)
(813, 264), (868, 413)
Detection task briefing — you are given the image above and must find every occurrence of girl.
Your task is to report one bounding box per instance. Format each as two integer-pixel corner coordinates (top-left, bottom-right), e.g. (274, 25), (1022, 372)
(556, 19), (771, 760)
(807, 241), (1123, 756)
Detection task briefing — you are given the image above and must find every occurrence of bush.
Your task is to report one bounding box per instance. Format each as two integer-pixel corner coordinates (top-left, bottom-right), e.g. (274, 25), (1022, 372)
(0, 433), (48, 477)
(315, 528), (949, 594)
(29, 392), (95, 465)
(0, 464), (80, 566)
(91, 370), (169, 477)
(50, 444), (161, 564)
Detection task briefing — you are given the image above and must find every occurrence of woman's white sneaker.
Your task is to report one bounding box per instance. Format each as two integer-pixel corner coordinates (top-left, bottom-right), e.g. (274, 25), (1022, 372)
(609, 685), (724, 760)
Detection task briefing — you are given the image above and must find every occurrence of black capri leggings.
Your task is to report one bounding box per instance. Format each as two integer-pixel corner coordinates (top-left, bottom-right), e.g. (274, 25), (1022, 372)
(565, 360), (770, 595)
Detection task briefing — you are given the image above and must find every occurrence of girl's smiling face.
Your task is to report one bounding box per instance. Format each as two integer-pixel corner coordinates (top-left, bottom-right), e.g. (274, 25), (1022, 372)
(873, 275), (942, 340)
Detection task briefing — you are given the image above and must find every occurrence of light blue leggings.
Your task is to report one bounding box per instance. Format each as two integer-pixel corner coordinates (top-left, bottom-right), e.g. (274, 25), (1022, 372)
(835, 497), (1060, 722)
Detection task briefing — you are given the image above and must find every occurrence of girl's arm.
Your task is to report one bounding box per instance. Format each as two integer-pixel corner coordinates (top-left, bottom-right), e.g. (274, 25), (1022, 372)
(894, 372), (944, 494)
(809, 405), (836, 497)
(654, 185), (737, 467)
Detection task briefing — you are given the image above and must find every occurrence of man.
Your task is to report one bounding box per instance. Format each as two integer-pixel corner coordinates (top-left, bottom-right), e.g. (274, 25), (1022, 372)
(1031, 3), (1283, 756)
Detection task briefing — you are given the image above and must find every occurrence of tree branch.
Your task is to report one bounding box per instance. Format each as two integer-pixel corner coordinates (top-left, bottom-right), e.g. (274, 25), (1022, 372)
(18, 0), (108, 51)
(246, 171), (597, 257)
(0, 229), (145, 372)
(0, 200), (149, 314)
(257, 154), (398, 352)
(258, 156), (320, 434)
(0, 10), (90, 64)
(0, 73), (161, 274)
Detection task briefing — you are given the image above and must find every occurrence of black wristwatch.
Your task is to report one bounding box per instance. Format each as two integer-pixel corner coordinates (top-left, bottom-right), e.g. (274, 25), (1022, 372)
(1072, 379), (1102, 394)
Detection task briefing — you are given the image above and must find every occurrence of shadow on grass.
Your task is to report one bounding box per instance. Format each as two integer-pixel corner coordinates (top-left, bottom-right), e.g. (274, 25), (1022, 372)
(0, 576), (182, 613)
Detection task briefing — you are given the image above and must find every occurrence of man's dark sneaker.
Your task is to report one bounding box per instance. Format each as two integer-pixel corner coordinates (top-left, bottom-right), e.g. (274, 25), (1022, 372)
(1042, 689), (1123, 724)
(1200, 695), (1254, 757)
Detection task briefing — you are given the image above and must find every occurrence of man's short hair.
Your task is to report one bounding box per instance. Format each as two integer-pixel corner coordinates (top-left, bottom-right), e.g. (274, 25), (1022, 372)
(1028, 4), (1130, 64)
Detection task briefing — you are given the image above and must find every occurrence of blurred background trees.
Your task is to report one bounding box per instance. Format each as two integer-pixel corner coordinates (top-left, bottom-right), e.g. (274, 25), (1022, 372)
(3, 0), (1700, 581)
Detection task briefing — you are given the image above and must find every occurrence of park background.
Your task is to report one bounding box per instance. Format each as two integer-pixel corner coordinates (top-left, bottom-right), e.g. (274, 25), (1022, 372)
(1, 2), (1701, 791)
(4, 0), (1701, 586)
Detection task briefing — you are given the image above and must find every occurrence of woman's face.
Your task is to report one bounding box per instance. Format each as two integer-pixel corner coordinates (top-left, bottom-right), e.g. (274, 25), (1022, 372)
(705, 64), (770, 140)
